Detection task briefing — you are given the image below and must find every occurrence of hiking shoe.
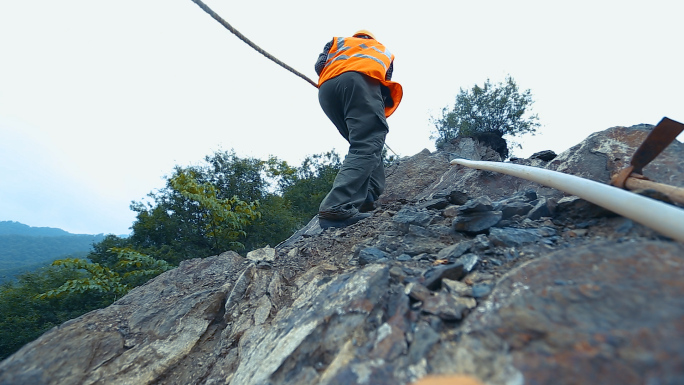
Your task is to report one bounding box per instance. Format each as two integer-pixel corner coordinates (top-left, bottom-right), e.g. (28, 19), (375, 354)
(359, 199), (376, 213)
(318, 212), (371, 229)
(359, 191), (378, 213)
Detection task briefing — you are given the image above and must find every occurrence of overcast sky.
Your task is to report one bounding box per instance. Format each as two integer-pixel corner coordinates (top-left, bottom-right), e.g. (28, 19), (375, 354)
(1, 0), (682, 235)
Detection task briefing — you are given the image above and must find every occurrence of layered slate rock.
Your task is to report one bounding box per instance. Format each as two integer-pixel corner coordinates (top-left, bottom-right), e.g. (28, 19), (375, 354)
(547, 124), (684, 186)
(458, 240), (684, 385)
(1, 124), (683, 385)
(0, 252), (249, 385)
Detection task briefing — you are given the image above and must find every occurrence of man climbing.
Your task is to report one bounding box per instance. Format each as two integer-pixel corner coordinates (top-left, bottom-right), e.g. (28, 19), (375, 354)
(315, 30), (403, 228)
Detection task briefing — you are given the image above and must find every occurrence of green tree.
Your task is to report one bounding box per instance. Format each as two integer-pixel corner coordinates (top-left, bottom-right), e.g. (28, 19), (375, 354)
(277, 151), (341, 222)
(129, 151), (269, 262)
(431, 75), (540, 158)
(37, 248), (173, 302)
(170, 170), (260, 252)
(0, 266), (108, 359)
(88, 234), (132, 268)
(1, 149), (348, 360)
(0, 248), (173, 360)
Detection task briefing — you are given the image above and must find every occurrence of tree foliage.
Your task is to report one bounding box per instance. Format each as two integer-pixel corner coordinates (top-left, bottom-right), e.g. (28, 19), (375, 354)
(431, 75), (540, 158)
(127, 149), (341, 262)
(37, 248), (173, 301)
(1, 149), (342, 359)
(0, 266), (109, 360)
(170, 170), (260, 252)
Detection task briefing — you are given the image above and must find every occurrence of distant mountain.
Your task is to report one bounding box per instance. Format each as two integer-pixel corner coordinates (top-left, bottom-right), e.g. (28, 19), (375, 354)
(0, 221), (88, 237)
(0, 221), (107, 283)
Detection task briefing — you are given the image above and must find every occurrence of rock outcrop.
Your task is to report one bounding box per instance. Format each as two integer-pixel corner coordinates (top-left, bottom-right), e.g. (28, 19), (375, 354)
(1, 124), (683, 385)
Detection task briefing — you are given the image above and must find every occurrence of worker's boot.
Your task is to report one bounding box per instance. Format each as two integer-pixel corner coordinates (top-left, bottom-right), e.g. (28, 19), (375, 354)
(318, 212), (371, 229)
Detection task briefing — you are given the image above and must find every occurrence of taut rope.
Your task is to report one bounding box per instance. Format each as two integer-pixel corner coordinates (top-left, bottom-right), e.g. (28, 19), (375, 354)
(189, 0), (318, 88)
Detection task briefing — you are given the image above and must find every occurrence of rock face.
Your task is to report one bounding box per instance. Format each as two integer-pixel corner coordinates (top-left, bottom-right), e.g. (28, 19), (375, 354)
(1, 125), (683, 385)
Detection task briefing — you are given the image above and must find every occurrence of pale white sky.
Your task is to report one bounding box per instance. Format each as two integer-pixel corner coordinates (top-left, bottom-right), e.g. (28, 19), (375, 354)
(1, 0), (682, 235)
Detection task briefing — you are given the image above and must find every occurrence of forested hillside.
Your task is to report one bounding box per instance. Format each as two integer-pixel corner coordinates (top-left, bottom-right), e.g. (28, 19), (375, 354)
(0, 221), (106, 283)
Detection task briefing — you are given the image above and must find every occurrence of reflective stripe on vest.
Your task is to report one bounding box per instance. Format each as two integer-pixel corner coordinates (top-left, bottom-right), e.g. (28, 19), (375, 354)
(318, 36), (403, 118)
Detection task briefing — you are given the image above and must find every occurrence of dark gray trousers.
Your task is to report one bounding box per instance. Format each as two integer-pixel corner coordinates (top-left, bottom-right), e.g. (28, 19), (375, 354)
(318, 71), (388, 219)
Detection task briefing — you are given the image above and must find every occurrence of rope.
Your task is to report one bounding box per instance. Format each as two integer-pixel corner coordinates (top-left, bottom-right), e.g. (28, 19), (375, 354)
(189, 0), (402, 168)
(189, 0), (318, 88)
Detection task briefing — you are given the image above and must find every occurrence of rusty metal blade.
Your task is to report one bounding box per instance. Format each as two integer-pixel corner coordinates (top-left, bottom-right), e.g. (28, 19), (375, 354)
(630, 117), (684, 174)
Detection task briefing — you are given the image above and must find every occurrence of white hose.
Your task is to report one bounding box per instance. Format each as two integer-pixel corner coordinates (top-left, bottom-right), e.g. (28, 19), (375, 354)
(450, 158), (684, 243)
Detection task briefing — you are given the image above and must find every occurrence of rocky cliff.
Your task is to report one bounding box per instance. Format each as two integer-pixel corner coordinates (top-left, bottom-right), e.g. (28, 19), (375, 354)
(1, 124), (683, 385)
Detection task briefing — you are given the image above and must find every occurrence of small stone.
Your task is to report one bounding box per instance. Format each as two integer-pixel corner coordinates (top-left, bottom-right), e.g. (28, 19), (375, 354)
(442, 278), (472, 296)
(421, 292), (469, 321)
(406, 282), (431, 302)
(416, 198), (450, 210)
(358, 247), (389, 265)
(615, 218), (634, 233)
(527, 197), (552, 220)
(442, 205), (460, 218)
(530, 150), (557, 161)
(436, 241), (473, 260)
(464, 271), (495, 285)
(489, 227), (543, 247)
(393, 208), (435, 228)
(448, 190), (469, 205)
(423, 254), (479, 290)
(458, 196), (494, 214)
(472, 283), (493, 298)
(524, 190), (538, 201)
(246, 247), (276, 263)
(500, 202), (534, 219)
(452, 211), (503, 234)
(389, 266), (406, 282)
(408, 323), (440, 364)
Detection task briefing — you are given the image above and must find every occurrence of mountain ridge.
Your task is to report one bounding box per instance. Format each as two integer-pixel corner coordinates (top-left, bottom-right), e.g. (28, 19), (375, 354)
(0, 221), (108, 283)
(0, 220), (105, 237)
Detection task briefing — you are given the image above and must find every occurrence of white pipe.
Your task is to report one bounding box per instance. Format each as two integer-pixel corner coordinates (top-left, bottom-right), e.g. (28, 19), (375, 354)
(450, 158), (684, 243)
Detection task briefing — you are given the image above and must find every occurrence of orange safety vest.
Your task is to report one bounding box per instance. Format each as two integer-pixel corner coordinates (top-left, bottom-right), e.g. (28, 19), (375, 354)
(318, 36), (403, 118)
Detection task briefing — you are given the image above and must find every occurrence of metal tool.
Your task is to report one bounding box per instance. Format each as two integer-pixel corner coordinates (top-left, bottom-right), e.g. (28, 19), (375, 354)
(611, 117), (684, 188)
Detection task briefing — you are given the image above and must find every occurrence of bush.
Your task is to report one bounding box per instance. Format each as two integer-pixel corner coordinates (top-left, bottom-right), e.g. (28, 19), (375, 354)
(431, 75), (540, 158)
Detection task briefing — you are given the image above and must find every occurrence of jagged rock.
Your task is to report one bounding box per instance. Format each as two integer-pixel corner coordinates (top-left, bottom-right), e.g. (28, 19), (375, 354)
(459, 240), (684, 385)
(401, 236), (447, 256)
(448, 190), (469, 205)
(554, 195), (614, 219)
(530, 150), (557, 161)
(421, 291), (471, 321)
(442, 278), (473, 297)
(488, 227), (549, 247)
(0, 251), (247, 385)
(548, 125), (684, 186)
(436, 241), (473, 261)
(423, 254), (479, 291)
(392, 207), (435, 231)
(526, 197), (552, 220)
(246, 246), (276, 263)
(406, 282), (431, 302)
(381, 149), (451, 204)
(441, 136), (502, 162)
(452, 211), (503, 234)
(358, 247), (389, 265)
(415, 198), (450, 211)
(451, 197), (503, 234)
(499, 201), (534, 219)
(276, 215), (323, 249)
(471, 283), (493, 299)
(2, 124), (683, 385)
(408, 322), (441, 364)
(458, 196), (494, 213)
(442, 205), (459, 218)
